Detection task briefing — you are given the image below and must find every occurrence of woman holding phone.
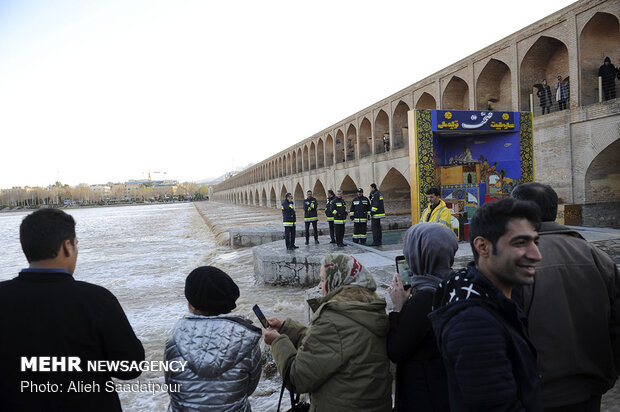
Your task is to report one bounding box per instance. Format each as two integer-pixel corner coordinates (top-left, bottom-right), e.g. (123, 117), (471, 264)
(387, 223), (458, 412)
(263, 253), (392, 412)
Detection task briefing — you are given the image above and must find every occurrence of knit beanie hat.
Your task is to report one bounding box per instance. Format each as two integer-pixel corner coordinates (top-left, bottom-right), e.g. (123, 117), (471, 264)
(185, 266), (240, 315)
(320, 253), (377, 294)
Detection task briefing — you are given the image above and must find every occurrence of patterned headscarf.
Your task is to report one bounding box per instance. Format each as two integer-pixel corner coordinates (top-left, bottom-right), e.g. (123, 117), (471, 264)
(320, 253), (377, 294)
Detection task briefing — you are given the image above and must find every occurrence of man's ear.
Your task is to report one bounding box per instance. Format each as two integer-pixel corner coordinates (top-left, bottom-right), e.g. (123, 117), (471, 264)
(61, 239), (75, 258)
(473, 236), (491, 259)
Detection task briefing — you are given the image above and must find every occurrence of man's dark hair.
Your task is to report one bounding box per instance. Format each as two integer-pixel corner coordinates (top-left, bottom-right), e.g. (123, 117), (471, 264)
(469, 198), (541, 263)
(20, 208), (76, 263)
(511, 182), (558, 222)
(328, 189), (335, 196)
(307, 190), (312, 194)
(425, 187), (440, 196)
(370, 183), (377, 189)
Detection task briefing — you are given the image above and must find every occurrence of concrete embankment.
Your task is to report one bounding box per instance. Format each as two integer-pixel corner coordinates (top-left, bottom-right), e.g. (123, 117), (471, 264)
(193, 200), (412, 248)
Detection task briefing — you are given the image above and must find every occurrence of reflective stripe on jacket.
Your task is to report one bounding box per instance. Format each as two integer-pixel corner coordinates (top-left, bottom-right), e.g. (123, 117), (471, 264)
(304, 197), (318, 222)
(282, 200), (296, 226)
(419, 199), (452, 229)
(370, 190), (385, 218)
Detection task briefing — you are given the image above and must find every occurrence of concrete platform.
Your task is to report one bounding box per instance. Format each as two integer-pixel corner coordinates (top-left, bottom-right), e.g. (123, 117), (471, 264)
(233, 216), (412, 248)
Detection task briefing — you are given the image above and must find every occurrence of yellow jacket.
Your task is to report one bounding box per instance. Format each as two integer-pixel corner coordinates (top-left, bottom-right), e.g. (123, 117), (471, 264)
(419, 199), (452, 229)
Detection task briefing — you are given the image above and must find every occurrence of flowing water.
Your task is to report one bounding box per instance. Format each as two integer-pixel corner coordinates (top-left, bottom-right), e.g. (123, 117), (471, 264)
(0, 203), (306, 411)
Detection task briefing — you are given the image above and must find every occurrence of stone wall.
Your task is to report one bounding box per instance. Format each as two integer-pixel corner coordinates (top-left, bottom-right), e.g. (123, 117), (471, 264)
(582, 202), (620, 228)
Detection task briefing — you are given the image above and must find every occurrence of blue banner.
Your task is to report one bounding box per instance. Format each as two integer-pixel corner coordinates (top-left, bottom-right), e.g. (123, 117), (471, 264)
(432, 110), (520, 132)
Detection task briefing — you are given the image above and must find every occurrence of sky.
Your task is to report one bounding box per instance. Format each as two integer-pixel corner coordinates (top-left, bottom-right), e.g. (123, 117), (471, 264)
(0, 0), (577, 188)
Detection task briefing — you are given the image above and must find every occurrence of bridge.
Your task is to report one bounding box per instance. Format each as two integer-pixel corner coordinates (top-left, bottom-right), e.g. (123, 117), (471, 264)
(213, 0), (620, 228)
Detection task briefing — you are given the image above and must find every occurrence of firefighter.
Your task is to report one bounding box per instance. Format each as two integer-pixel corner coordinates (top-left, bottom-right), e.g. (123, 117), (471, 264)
(304, 190), (319, 245)
(369, 183), (385, 246)
(349, 188), (370, 244)
(333, 189), (347, 247)
(281, 192), (298, 250)
(325, 189), (336, 243)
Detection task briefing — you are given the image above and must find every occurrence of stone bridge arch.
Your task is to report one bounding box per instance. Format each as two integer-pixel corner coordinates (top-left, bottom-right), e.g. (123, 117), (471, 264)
(335, 130), (345, 163)
(443, 76), (470, 110)
(317, 138), (325, 168)
(476, 58), (512, 111)
(346, 124), (357, 161)
(359, 117), (372, 158)
(415, 92), (436, 110)
(325, 135), (334, 167)
(261, 188), (267, 206)
(374, 109), (389, 154)
(339, 175), (358, 199)
(392, 101), (410, 151)
(310, 142), (317, 170)
(280, 185), (289, 203)
(303, 146), (310, 171)
(269, 187), (277, 207)
(313, 179), (327, 210)
(294, 183), (305, 211)
(580, 12), (620, 105)
(520, 35), (569, 111)
(378, 168), (411, 216)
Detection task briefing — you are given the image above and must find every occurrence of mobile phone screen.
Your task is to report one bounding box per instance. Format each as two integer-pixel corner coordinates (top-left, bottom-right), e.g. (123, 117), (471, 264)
(252, 304), (270, 328)
(395, 256), (412, 289)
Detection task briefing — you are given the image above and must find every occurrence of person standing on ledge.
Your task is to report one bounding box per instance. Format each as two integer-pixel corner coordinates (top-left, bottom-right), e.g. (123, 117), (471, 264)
(304, 190), (319, 245)
(419, 187), (452, 230)
(333, 190), (347, 247)
(282, 192), (298, 250)
(0, 208), (145, 412)
(325, 189), (337, 244)
(350, 188), (371, 244)
(369, 183), (385, 246)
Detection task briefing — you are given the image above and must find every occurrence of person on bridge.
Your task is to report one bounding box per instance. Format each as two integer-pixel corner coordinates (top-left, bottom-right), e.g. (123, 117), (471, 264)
(512, 182), (620, 411)
(350, 188), (371, 244)
(598, 56), (618, 101)
(333, 190), (347, 247)
(369, 183), (385, 246)
(304, 190), (319, 245)
(419, 187), (452, 230)
(325, 189), (337, 244)
(282, 192), (298, 250)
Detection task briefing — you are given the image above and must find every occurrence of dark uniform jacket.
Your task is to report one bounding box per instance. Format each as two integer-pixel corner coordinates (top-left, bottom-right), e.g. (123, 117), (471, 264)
(521, 221), (620, 408)
(333, 197), (347, 224)
(0, 270), (145, 412)
(350, 195), (370, 222)
(370, 190), (385, 218)
(281, 199), (296, 226)
(303, 197), (318, 222)
(429, 264), (542, 412)
(325, 197), (336, 221)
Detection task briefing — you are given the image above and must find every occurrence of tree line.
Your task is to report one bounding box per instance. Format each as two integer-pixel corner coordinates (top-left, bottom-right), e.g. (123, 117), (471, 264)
(0, 182), (210, 208)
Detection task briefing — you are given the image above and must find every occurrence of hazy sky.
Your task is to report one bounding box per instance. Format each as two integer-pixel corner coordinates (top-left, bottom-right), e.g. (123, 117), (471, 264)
(0, 0), (576, 188)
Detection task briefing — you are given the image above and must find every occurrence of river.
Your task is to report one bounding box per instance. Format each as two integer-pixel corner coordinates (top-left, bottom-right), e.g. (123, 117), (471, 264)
(0, 202), (306, 411)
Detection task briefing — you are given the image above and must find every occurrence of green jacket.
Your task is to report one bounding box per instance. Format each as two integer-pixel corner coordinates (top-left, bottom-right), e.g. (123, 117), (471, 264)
(271, 286), (392, 412)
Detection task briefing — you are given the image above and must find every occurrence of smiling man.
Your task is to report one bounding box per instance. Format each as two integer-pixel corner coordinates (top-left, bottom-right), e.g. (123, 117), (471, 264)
(429, 198), (543, 411)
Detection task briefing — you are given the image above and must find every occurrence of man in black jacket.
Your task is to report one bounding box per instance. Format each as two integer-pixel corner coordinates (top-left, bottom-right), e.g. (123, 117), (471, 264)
(0, 208), (145, 412)
(369, 183), (385, 246)
(429, 198), (543, 411)
(333, 190), (347, 247)
(325, 189), (336, 244)
(281, 192), (298, 250)
(303, 190), (319, 245)
(350, 188), (370, 244)
(513, 182), (620, 411)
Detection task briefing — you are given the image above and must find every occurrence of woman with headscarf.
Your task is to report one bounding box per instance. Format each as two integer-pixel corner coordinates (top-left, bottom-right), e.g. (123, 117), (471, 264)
(387, 223), (459, 412)
(263, 253), (392, 412)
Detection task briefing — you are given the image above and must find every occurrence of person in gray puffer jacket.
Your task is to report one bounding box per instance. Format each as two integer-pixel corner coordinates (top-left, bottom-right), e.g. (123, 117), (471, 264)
(164, 266), (262, 412)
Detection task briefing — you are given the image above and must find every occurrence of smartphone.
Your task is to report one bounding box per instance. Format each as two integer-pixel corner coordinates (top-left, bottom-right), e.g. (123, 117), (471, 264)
(252, 304), (270, 328)
(395, 255), (412, 290)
